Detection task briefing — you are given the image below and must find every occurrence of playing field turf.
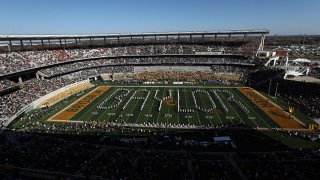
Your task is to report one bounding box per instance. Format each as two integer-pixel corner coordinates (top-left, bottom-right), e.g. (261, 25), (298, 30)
(49, 86), (305, 129)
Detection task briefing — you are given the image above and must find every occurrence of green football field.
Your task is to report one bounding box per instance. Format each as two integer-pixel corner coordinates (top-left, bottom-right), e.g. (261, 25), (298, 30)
(66, 86), (280, 128)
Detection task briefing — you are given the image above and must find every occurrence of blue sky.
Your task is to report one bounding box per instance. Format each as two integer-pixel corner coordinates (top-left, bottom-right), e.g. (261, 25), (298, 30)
(1, 0), (319, 35)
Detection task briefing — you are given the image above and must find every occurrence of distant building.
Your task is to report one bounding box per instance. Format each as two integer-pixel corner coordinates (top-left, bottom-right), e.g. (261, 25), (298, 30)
(275, 50), (288, 57)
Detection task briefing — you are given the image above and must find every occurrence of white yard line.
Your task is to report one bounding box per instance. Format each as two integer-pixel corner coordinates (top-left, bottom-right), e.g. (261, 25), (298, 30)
(182, 89), (191, 125)
(175, 88), (180, 125)
(189, 87), (202, 126)
(123, 90), (142, 123)
(156, 89), (166, 124)
(218, 91), (246, 126)
(198, 87), (213, 126)
(145, 88), (157, 124)
(81, 88), (117, 121)
(97, 90), (132, 123)
(208, 90), (224, 125)
(135, 91), (151, 124)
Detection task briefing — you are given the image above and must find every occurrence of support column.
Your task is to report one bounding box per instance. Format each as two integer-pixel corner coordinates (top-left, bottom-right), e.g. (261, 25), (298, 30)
(20, 40), (24, 49)
(59, 39), (62, 46)
(117, 37), (120, 43)
(228, 34), (231, 40)
(261, 34), (265, 51)
(90, 38), (92, 46)
(214, 34), (217, 41)
(256, 34), (266, 57)
(41, 40), (44, 49)
(75, 38), (78, 45)
(285, 56), (289, 66)
(104, 37), (106, 44)
(189, 34), (192, 42)
(29, 40), (33, 46)
(143, 36), (145, 42)
(8, 40), (12, 52)
(178, 35), (180, 41)
(166, 35), (168, 41)
(202, 34), (204, 41)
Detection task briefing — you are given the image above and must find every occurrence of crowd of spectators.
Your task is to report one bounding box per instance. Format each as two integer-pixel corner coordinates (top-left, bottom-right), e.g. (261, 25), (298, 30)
(193, 153), (239, 179)
(233, 150), (320, 179)
(272, 44), (320, 57)
(0, 131), (99, 175)
(80, 148), (189, 179)
(211, 65), (251, 74)
(0, 131), (320, 179)
(259, 78), (320, 118)
(242, 67), (320, 118)
(309, 65), (320, 78)
(0, 90), (36, 128)
(38, 57), (251, 77)
(0, 79), (18, 92)
(0, 41), (256, 75)
(128, 70), (242, 83)
(0, 69), (99, 120)
(243, 67), (285, 86)
(0, 66), (131, 123)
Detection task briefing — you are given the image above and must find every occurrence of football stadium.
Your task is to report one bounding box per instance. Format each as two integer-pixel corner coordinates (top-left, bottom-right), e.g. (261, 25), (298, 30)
(1, 1), (320, 179)
(0, 30), (312, 131)
(0, 31), (283, 126)
(1, 29), (320, 179)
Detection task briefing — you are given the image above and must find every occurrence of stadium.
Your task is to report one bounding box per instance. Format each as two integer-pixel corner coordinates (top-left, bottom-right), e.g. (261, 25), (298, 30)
(1, 29), (320, 179)
(0, 30), (313, 129)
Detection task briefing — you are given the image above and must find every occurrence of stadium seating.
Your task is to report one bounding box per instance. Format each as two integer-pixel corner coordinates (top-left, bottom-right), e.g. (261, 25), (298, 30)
(258, 78), (320, 118)
(0, 70), (98, 119)
(40, 81), (93, 107)
(37, 57), (250, 77)
(0, 79), (18, 92)
(0, 42), (256, 76)
(1, 131), (320, 179)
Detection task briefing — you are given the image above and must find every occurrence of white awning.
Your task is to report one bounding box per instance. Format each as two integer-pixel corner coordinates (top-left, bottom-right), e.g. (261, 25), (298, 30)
(293, 58), (311, 63)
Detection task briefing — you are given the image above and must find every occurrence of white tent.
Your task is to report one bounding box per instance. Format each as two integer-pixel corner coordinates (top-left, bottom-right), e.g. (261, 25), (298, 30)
(292, 58), (311, 63)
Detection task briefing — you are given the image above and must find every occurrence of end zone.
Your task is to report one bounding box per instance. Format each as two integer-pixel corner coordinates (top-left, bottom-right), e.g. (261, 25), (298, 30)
(47, 86), (109, 122)
(238, 87), (305, 129)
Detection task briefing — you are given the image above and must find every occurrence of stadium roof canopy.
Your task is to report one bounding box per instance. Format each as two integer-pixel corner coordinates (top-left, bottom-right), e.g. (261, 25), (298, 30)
(292, 58), (311, 63)
(0, 29), (269, 40)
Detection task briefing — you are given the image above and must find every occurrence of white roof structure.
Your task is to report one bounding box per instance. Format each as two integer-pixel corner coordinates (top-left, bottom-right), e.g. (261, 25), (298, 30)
(0, 29), (270, 40)
(292, 58), (311, 63)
